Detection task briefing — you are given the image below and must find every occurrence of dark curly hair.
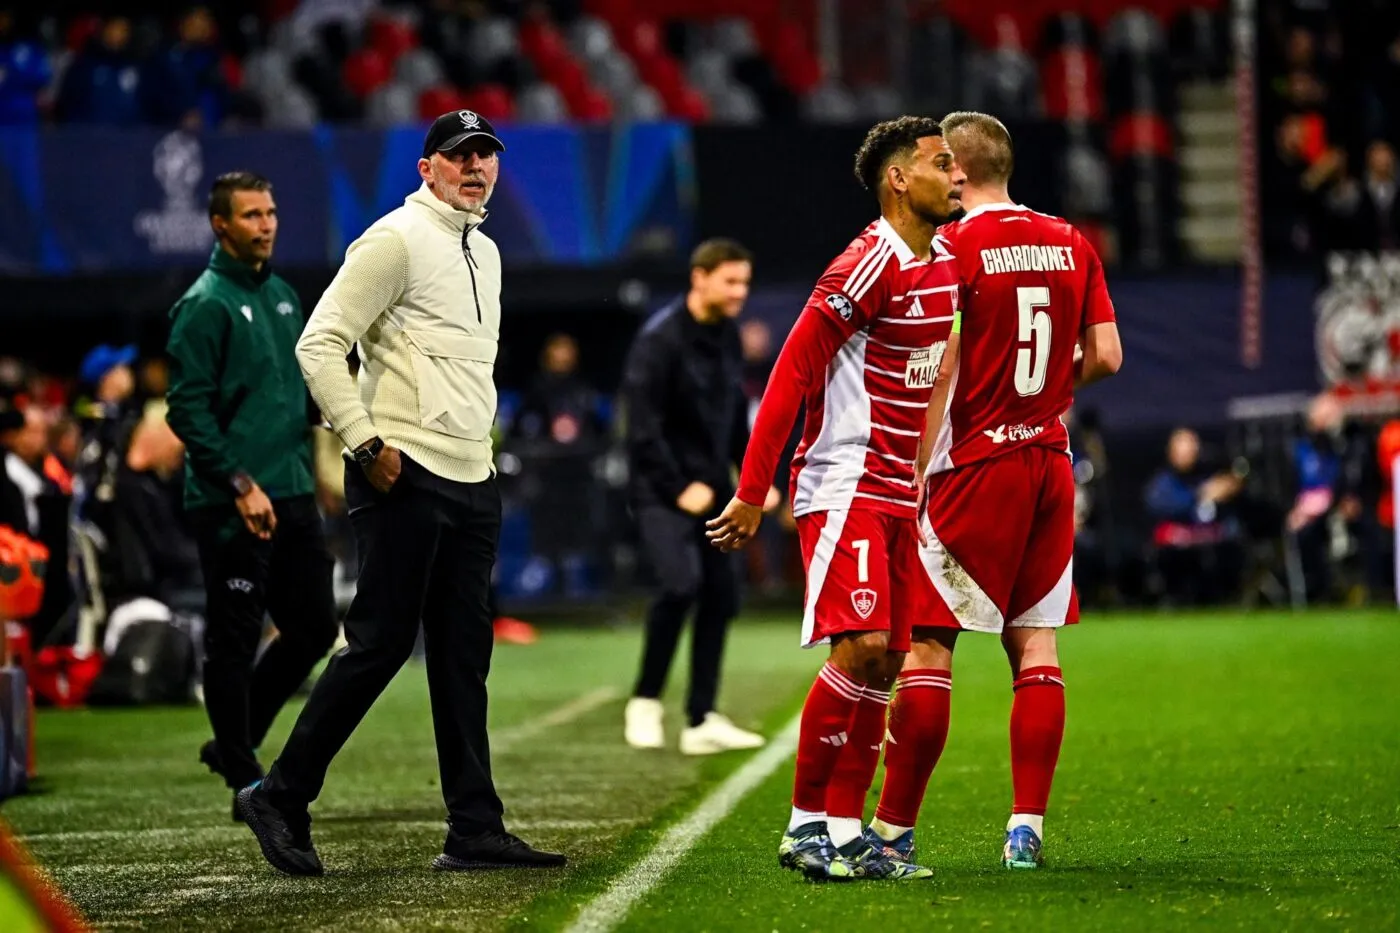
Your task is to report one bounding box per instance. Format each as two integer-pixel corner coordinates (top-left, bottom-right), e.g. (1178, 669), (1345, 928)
(853, 116), (944, 194)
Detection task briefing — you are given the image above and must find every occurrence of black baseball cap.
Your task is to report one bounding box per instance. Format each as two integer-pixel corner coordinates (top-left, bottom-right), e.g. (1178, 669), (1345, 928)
(422, 110), (506, 158)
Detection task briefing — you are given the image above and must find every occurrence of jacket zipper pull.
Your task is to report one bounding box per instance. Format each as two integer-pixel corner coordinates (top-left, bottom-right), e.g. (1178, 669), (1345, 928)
(462, 225), (483, 323)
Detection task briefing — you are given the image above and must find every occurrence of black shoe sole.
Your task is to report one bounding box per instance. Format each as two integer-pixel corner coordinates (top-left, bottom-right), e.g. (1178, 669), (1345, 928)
(431, 853), (566, 872)
(236, 787), (324, 877)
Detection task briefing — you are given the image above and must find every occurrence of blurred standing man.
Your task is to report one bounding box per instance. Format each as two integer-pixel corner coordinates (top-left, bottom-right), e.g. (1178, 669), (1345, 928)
(238, 111), (564, 876)
(165, 172), (338, 818)
(622, 239), (775, 755)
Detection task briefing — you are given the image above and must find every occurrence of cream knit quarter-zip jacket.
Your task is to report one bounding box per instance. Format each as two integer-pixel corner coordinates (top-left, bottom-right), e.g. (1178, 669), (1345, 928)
(297, 183), (502, 483)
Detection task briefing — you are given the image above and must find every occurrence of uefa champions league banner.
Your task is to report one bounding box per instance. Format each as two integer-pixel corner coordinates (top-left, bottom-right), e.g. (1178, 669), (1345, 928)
(0, 122), (696, 273)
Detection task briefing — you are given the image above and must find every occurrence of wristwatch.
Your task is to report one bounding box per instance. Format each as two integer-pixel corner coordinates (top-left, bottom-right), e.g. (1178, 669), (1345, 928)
(354, 436), (384, 469)
(230, 471), (255, 498)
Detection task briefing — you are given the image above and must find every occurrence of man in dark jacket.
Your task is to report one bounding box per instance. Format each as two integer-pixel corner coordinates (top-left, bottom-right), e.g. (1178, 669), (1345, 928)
(165, 171), (337, 815)
(622, 238), (777, 755)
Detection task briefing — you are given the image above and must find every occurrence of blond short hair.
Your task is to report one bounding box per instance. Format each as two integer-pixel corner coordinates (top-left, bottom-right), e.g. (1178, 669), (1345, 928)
(941, 111), (1014, 186)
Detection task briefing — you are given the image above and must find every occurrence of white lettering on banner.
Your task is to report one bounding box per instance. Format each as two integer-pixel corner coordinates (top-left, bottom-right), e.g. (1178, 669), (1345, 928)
(904, 341), (947, 389)
(134, 132), (214, 256)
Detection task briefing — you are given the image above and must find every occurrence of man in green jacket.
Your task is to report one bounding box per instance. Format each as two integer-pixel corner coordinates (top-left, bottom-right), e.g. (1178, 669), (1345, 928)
(165, 171), (338, 817)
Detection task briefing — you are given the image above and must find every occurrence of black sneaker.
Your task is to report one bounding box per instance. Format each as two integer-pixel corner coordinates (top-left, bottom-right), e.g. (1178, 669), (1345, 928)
(236, 782), (324, 877)
(200, 741), (254, 823)
(431, 828), (567, 871)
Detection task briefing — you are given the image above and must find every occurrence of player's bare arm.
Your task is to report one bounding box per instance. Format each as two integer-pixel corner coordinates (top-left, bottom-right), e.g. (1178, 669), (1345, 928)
(1074, 321), (1123, 388)
(914, 330), (961, 543)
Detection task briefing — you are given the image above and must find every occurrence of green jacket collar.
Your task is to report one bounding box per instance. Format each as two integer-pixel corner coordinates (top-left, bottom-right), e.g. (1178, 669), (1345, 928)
(208, 245), (273, 289)
(406, 183), (487, 235)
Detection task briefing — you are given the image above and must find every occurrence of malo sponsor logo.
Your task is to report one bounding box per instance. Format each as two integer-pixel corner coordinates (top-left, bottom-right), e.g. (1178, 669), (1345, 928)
(904, 341), (946, 389)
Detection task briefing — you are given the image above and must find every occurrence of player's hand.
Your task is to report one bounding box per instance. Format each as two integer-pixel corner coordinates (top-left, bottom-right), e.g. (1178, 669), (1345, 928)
(363, 445), (403, 494)
(676, 481), (716, 516)
(762, 485), (782, 513)
(706, 496), (763, 551)
(235, 482), (277, 540)
(914, 470), (929, 547)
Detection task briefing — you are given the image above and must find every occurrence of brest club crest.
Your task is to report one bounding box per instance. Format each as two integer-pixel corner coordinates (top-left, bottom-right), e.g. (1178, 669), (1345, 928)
(850, 588), (877, 620)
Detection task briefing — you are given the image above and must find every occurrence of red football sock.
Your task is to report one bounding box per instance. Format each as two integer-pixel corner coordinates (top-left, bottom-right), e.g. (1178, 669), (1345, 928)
(1009, 665), (1066, 817)
(874, 669), (952, 828)
(792, 663), (864, 813)
(825, 685), (890, 819)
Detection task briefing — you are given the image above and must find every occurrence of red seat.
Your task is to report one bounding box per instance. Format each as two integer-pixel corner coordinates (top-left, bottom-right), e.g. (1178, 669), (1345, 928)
(615, 19), (664, 60)
(465, 84), (514, 121)
(220, 52), (244, 90)
(1108, 111), (1175, 161)
(764, 20), (823, 94)
(1041, 47), (1105, 122)
(343, 48), (391, 99)
(561, 83), (613, 121)
(367, 17), (418, 64)
(663, 84), (709, 121)
(418, 84), (470, 120)
(65, 15), (101, 52)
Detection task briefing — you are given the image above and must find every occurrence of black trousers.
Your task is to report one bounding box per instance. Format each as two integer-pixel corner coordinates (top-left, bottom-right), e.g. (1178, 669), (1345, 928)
(632, 504), (740, 727)
(191, 496), (338, 789)
(264, 457), (505, 834)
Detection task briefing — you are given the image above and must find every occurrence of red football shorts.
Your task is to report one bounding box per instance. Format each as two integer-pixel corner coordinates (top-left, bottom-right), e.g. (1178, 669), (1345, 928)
(795, 508), (934, 651)
(918, 446), (1079, 633)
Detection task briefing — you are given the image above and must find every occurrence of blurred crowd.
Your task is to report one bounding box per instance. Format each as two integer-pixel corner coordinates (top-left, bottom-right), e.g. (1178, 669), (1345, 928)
(0, 0), (1226, 136)
(1262, 0), (1400, 258)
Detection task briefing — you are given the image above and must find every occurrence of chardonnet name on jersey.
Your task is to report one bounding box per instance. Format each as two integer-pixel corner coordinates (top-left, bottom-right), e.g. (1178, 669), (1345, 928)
(979, 245), (1077, 276)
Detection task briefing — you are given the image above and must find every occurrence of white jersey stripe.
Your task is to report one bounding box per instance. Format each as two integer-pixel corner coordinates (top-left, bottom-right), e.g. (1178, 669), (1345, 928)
(853, 491), (914, 507)
(841, 237), (883, 289)
(848, 242), (894, 302)
(896, 286), (959, 297)
(801, 509), (851, 647)
(864, 364), (905, 378)
(842, 239), (887, 294)
(871, 423), (921, 436)
(870, 450), (915, 465)
(868, 394), (927, 408)
(875, 315), (955, 325)
(918, 513), (1004, 632)
(792, 334), (870, 516)
(867, 337), (930, 352)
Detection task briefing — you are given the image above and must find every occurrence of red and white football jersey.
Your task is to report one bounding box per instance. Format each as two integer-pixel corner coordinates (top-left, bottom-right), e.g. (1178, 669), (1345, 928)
(926, 203), (1116, 475)
(737, 217), (959, 516)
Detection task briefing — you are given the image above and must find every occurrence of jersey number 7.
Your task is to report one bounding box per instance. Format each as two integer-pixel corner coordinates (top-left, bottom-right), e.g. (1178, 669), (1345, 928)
(1015, 286), (1052, 397)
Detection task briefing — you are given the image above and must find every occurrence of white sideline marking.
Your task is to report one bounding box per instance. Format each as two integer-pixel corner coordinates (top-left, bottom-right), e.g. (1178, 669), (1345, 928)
(20, 687), (622, 845)
(494, 686), (620, 752)
(564, 714), (801, 933)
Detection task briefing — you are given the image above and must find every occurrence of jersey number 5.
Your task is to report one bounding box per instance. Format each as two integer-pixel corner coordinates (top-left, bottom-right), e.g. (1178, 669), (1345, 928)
(1015, 286), (1052, 397)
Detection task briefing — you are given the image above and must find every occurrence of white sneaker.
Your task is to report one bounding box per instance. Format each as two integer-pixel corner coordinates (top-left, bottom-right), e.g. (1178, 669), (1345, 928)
(624, 697), (665, 749)
(679, 713), (766, 756)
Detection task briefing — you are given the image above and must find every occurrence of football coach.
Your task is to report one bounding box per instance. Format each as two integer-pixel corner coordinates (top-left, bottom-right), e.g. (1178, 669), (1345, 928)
(237, 111), (565, 875)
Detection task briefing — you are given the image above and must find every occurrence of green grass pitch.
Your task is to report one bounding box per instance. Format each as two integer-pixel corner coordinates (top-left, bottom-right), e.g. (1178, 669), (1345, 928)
(3, 610), (1397, 931)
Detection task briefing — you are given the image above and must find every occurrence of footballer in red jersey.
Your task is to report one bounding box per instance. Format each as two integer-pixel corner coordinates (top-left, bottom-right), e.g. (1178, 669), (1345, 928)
(867, 111), (1123, 872)
(706, 117), (964, 881)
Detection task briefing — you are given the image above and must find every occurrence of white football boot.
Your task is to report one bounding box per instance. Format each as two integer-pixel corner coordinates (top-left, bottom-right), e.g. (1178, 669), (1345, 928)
(624, 697), (665, 749)
(679, 713), (766, 755)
